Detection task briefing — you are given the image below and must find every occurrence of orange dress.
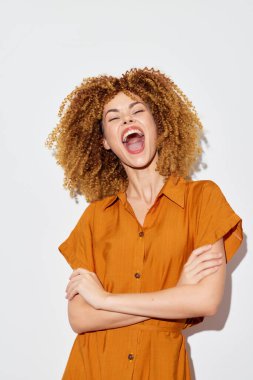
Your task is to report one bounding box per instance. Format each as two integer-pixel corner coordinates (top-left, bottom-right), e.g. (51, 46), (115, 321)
(58, 176), (243, 379)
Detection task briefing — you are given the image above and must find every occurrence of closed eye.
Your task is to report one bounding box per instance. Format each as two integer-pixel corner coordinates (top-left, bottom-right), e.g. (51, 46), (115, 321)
(108, 117), (119, 122)
(108, 109), (144, 122)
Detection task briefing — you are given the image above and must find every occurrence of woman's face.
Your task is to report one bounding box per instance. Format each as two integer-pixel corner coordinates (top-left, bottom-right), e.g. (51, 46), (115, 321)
(102, 91), (158, 169)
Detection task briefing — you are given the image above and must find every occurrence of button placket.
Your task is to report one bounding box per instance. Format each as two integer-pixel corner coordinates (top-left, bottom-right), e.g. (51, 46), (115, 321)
(126, 328), (141, 375)
(132, 228), (144, 293)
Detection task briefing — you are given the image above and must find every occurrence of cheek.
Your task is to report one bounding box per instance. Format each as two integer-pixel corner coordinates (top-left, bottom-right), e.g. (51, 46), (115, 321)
(103, 126), (117, 142)
(145, 117), (158, 138)
(104, 129), (122, 152)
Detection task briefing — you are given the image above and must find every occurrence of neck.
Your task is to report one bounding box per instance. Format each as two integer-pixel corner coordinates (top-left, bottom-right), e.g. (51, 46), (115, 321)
(122, 151), (168, 204)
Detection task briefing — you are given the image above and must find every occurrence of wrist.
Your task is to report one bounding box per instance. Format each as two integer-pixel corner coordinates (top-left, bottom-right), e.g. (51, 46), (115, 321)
(97, 291), (114, 310)
(99, 292), (115, 311)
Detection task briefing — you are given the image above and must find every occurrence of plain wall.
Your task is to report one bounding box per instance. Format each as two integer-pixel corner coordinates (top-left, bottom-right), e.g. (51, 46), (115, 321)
(0, 1), (252, 379)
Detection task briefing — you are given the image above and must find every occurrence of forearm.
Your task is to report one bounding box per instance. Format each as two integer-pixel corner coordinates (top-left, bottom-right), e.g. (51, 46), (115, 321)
(68, 294), (150, 334)
(101, 284), (213, 319)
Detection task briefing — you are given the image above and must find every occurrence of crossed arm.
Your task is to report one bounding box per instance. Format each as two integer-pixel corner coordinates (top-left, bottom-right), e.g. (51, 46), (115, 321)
(68, 238), (226, 334)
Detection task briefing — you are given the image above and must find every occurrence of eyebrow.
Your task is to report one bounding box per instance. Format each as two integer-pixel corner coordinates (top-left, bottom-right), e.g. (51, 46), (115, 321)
(104, 101), (145, 118)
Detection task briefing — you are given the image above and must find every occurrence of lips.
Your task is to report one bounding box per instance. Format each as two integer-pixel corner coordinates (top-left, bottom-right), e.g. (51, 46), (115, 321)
(121, 125), (145, 143)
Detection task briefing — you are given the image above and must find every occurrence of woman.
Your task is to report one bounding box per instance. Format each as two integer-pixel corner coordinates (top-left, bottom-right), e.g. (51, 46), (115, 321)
(45, 67), (243, 379)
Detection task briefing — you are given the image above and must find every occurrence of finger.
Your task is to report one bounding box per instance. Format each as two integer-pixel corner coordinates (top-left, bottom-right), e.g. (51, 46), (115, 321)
(90, 273), (104, 287)
(192, 243), (213, 256)
(197, 251), (223, 262)
(69, 267), (91, 279)
(67, 270), (98, 292)
(69, 269), (79, 280)
(79, 270), (100, 285)
(195, 266), (220, 282)
(192, 259), (223, 276)
(193, 244), (213, 256)
(66, 280), (80, 299)
(186, 244), (213, 266)
(66, 288), (79, 300)
(186, 253), (223, 272)
(65, 276), (81, 293)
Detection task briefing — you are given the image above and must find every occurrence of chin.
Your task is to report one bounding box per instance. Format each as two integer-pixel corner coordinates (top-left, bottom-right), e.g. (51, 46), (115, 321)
(125, 154), (156, 169)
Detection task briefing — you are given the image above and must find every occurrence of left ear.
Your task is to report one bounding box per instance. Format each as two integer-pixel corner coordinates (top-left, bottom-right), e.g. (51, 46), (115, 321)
(102, 137), (111, 150)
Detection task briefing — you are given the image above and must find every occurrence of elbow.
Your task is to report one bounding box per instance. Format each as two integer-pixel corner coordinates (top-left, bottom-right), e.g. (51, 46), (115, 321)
(68, 296), (90, 334)
(70, 321), (83, 334)
(69, 318), (89, 334)
(204, 300), (221, 317)
(197, 284), (223, 317)
(68, 315), (82, 333)
(205, 305), (217, 317)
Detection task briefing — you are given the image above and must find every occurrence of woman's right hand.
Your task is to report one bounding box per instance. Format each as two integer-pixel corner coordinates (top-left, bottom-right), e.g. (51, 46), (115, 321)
(176, 244), (223, 287)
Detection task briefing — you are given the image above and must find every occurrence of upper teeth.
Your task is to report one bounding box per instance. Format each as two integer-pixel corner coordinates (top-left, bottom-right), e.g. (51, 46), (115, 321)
(122, 129), (144, 143)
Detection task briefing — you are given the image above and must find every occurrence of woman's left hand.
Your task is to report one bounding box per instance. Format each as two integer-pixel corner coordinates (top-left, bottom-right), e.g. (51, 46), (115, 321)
(65, 268), (110, 309)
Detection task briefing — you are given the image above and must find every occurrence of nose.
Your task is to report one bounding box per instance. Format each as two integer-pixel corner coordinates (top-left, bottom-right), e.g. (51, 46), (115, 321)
(123, 117), (134, 124)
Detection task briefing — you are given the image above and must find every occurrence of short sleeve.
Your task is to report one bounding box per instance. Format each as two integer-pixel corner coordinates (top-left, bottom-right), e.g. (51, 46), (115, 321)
(58, 202), (96, 271)
(194, 180), (243, 263)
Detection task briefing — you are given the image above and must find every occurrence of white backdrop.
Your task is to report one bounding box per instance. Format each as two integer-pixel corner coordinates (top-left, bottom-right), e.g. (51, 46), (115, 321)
(0, 1), (252, 379)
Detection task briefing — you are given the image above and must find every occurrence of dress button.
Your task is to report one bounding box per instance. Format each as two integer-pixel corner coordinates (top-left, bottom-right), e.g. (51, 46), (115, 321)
(139, 231), (144, 237)
(134, 272), (141, 279)
(128, 353), (134, 360)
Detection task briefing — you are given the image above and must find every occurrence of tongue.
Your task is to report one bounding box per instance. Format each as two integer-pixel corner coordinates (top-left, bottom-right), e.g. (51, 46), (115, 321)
(125, 135), (144, 152)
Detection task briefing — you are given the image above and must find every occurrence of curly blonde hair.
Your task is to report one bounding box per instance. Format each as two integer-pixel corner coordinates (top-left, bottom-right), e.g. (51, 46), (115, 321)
(45, 67), (204, 203)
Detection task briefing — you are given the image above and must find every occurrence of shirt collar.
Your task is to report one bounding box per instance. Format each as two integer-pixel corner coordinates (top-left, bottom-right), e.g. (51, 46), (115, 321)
(103, 175), (186, 211)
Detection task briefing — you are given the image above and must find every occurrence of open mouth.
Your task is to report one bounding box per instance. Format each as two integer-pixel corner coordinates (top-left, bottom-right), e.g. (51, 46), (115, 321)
(122, 130), (145, 154)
